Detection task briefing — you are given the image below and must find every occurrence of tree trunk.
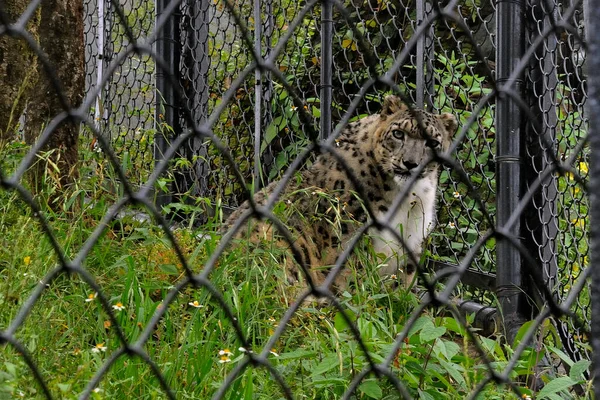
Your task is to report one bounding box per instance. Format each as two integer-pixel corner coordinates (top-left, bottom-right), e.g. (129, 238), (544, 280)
(24, 0), (85, 201)
(0, 0), (40, 142)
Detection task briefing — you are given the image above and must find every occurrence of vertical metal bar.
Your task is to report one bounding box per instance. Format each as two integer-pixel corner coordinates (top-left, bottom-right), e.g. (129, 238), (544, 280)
(538, 7), (559, 289)
(155, 0), (180, 206)
(424, 0), (434, 110)
(320, 0), (333, 140)
(416, 0), (425, 108)
(177, 0), (211, 207)
(193, 0), (210, 201)
(253, 0), (263, 192)
(261, 0), (275, 183)
(589, 0), (600, 394)
(103, 0), (114, 140)
(416, 0), (434, 109)
(94, 0), (104, 131)
(495, 0), (527, 344)
(523, 0), (559, 302)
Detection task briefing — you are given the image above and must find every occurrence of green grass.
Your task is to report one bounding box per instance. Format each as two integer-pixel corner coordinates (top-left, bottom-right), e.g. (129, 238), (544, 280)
(0, 140), (592, 399)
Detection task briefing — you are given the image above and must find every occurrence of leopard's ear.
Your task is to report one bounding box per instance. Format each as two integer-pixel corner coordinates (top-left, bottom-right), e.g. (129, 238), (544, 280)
(381, 95), (408, 117)
(439, 113), (458, 134)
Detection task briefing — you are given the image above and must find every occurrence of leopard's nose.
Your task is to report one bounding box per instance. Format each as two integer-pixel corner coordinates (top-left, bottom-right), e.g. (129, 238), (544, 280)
(404, 161), (418, 170)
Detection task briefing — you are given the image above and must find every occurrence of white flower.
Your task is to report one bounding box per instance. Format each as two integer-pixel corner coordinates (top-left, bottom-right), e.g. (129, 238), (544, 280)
(269, 349), (280, 357)
(112, 302), (125, 311)
(453, 191), (461, 198)
(188, 301), (204, 308)
(85, 292), (98, 302)
(91, 343), (107, 353)
(217, 349), (233, 363)
(219, 349), (233, 356)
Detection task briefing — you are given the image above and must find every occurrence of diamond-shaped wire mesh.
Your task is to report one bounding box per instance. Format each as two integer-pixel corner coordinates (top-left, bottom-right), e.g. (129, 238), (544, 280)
(0, 0), (593, 398)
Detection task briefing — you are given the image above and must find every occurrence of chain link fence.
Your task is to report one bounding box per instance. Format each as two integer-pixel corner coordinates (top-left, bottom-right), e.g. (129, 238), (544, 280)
(0, 0), (595, 398)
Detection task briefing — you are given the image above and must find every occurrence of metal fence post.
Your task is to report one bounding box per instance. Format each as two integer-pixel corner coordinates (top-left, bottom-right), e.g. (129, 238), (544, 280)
(190, 0), (210, 202)
(176, 0), (211, 210)
(253, 0), (274, 191)
(94, 0), (105, 132)
(155, 0), (181, 207)
(103, 0), (114, 141)
(523, 1), (559, 301)
(589, 0), (600, 394)
(260, 0), (274, 188)
(320, 0), (333, 140)
(253, 0), (263, 192)
(495, 0), (529, 344)
(416, 0), (434, 110)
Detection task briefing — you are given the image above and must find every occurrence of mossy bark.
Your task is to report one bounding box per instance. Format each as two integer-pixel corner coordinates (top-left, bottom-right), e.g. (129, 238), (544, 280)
(0, 0), (40, 142)
(23, 0), (85, 201)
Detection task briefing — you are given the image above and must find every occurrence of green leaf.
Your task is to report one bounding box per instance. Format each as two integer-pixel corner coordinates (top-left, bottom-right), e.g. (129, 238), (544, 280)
(159, 264), (179, 275)
(57, 383), (71, 393)
(3, 362), (16, 377)
(420, 320), (446, 342)
(311, 377), (347, 387)
(243, 371), (253, 400)
(310, 355), (339, 377)
(479, 336), (503, 359)
(537, 376), (578, 399)
(417, 390), (436, 400)
(569, 360), (591, 381)
(443, 340), (461, 360)
(312, 105), (320, 118)
(263, 116), (284, 147)
(334, 309), (356, 332)
(441, 317), (466, 336)
(358, 380), (382, 399)
(439, 359), (466, 389)
(407, 316), (431, 337)
(512, 320), (535, 346)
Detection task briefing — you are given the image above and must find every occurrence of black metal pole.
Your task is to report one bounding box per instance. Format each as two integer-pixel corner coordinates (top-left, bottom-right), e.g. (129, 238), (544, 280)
(191, 0), (210, 203)
(103, 0), (114, 141)
(320, 0), (333, 140)
(416, 0), (434, 110)
(523, 0), (559, 302)
(253, 0), (263, 191)
(173, 0), (211, 219)
(495, 0), (528, 344)
(155, 0), (180, 207)
(261, 1), (274, 186)
(588, 0), (600, 394)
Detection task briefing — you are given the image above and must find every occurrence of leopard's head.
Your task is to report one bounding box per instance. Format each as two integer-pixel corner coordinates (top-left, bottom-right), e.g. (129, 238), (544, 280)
(373, 95), (457, 182)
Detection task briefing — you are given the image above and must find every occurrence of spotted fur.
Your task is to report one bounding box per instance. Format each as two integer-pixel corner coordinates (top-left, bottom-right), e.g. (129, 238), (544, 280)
(223, 95), (457, 290)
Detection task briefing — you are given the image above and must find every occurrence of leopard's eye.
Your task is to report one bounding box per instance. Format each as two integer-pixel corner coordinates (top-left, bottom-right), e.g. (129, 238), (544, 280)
(426, 139), (441, 149)
(391, 129), (405, 140)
